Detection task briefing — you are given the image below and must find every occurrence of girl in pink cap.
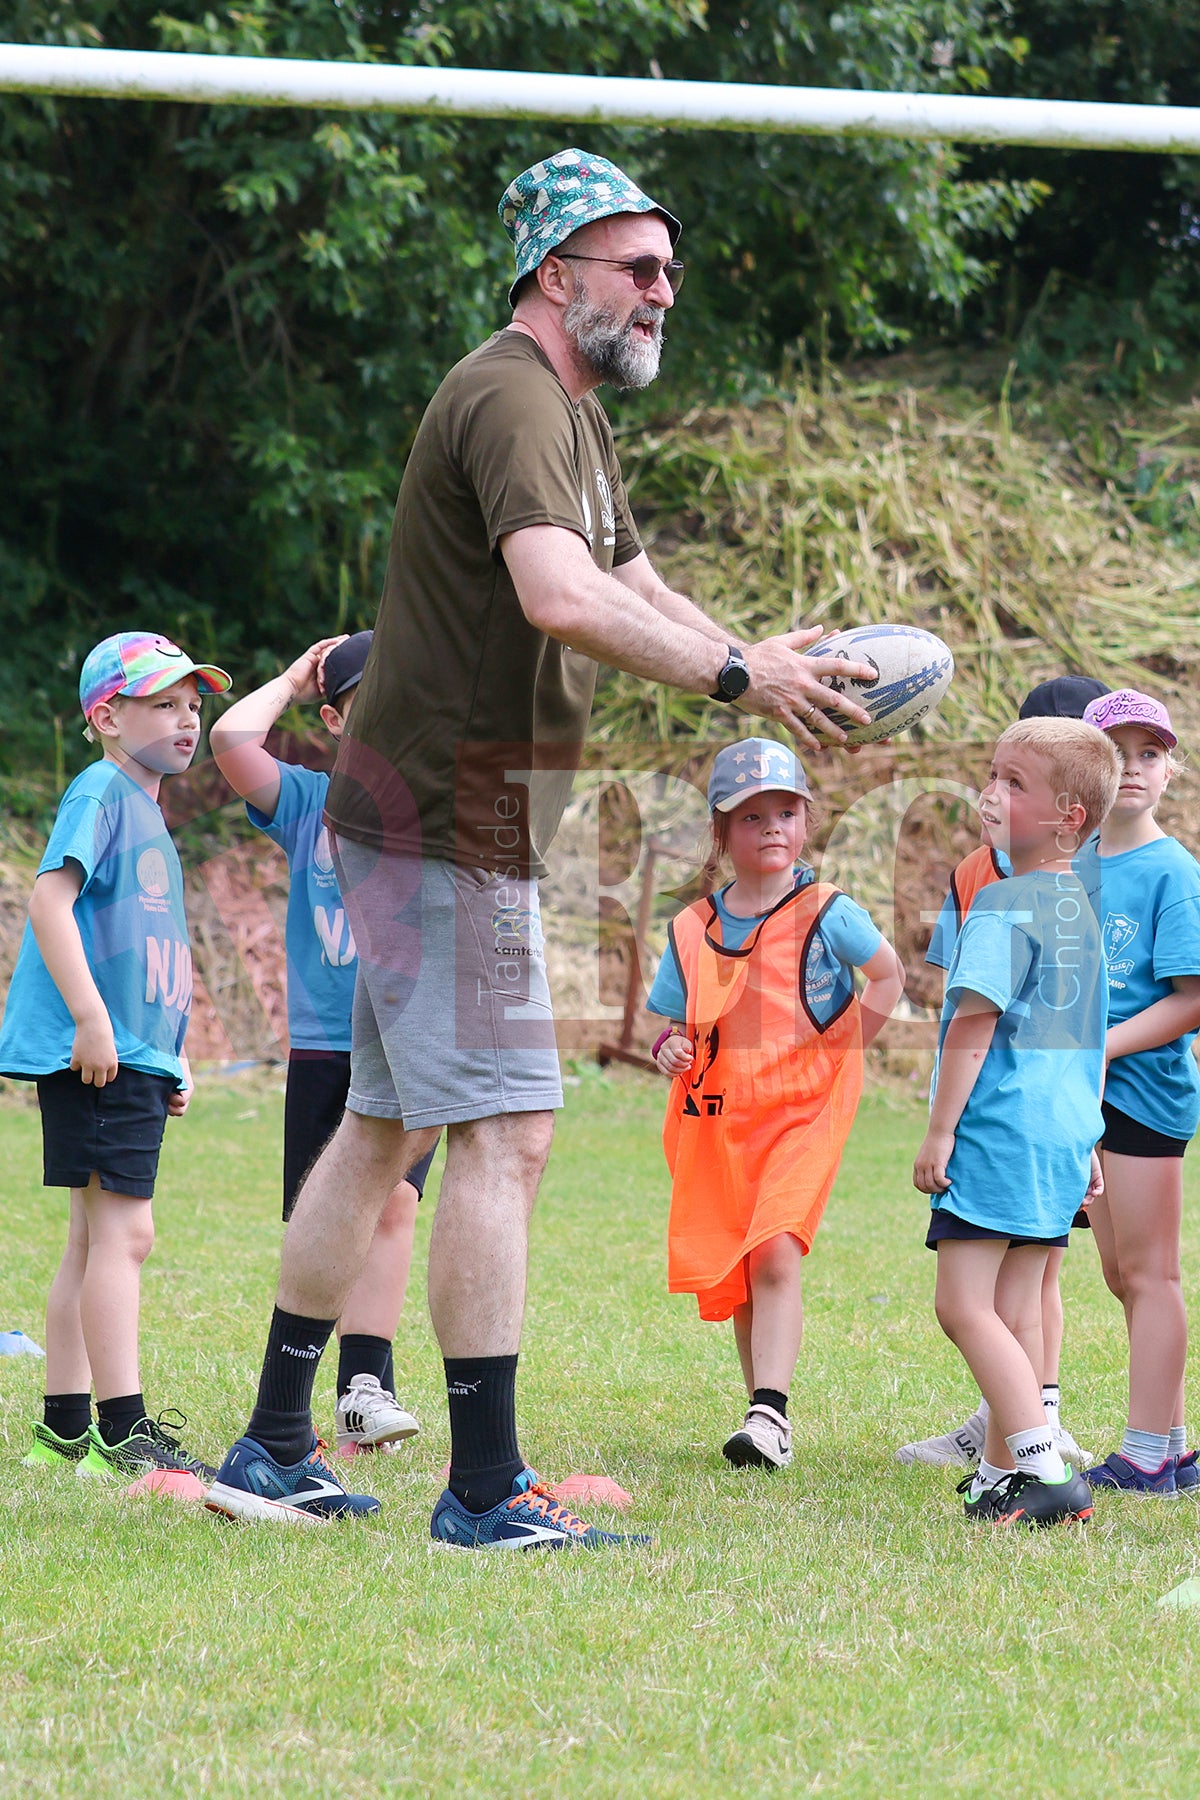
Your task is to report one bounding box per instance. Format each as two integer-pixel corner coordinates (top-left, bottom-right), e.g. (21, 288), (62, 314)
(1079, 689), (1200, 1495)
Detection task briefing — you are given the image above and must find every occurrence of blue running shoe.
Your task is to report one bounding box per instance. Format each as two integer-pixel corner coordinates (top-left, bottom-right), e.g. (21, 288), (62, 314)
(1084, 1452), (1178, 1497)
(430, 1468), (650, 1550)
(204, 1435), (380, 1525)
(1175, 1451), (1199, 1494)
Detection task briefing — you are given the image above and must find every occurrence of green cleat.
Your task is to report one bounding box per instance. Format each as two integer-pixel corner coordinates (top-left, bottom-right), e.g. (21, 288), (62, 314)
(22, 1421), (91, 1468)
(76, 1413), (216, 1483)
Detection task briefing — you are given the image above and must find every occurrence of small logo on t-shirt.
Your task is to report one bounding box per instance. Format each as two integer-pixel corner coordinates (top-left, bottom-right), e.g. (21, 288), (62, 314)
(137, 849), (170, 898)
(594, 466), (616, 542)
(313, 826), (335, 875)
(1102, 911), (1139, 978)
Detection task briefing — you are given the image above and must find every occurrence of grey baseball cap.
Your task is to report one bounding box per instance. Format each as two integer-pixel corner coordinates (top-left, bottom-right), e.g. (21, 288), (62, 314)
(708, 738), (812, 813)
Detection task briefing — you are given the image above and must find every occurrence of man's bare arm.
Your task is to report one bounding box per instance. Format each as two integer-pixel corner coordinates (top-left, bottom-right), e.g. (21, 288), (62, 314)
(501, 525), (874, 752)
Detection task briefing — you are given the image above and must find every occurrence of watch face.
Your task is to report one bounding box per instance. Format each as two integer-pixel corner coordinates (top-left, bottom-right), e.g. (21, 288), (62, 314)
(722, 658), (750, 699)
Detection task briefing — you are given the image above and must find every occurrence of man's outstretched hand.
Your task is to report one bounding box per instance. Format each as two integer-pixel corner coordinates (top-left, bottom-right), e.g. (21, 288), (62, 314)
(742, 627), (878, 753)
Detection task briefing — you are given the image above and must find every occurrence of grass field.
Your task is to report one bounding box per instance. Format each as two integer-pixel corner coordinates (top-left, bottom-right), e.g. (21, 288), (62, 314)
(3, 1065), (1200, 1799)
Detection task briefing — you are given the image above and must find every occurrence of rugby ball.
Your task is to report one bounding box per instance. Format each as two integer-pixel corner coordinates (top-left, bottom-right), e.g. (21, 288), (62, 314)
(806, 623), (954, 745)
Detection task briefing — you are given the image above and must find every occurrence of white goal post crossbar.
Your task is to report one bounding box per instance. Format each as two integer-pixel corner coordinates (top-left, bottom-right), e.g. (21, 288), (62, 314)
(2, 42), (1200, 154)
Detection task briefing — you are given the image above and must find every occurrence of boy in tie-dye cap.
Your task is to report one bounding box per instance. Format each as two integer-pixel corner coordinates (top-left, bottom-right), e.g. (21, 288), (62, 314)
(0, 630), (230, 1482)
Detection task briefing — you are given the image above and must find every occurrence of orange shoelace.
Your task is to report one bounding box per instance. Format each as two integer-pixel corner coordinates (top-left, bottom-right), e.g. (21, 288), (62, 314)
(312, 1438), (340, 1480)
(505, 1481), (588, 1535)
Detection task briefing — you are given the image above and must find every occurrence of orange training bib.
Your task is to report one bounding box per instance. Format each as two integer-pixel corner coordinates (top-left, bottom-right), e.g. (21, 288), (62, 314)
(662, 881), (864, 1320)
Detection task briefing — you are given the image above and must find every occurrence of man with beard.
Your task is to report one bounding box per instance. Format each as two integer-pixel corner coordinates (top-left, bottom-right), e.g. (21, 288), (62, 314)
(205, 148), (876, 1544)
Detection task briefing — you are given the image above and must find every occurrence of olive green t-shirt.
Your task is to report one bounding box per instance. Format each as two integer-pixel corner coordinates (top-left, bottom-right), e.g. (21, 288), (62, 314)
(325, 331), (642, 878)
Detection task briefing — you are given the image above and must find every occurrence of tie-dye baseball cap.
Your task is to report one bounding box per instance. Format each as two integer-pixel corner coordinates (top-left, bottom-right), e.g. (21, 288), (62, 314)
(498, 147), (681, 305)
(79, 631), (232, 720)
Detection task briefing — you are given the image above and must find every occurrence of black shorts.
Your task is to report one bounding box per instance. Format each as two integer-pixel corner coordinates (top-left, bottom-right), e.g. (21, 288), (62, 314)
(1101, 1099), (1189, 1160)
(282, 1050), (439, 1222)
(925, 1208), (1070, 1252)
(36, 1065), (174, 1199)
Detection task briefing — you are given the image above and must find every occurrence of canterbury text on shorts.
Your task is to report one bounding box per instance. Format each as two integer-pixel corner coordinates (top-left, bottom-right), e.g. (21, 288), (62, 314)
(36, 1065), (174, 1198)
(283, 1048), (440, 1219)
(332, 840), (563, 1130)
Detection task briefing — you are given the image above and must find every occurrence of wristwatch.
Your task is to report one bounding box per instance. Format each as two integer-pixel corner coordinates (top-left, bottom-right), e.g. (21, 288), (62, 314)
(709, 644), (750, 703)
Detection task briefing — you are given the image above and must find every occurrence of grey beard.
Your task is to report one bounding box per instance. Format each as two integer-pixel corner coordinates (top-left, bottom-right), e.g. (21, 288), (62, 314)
(564, 279), (665, 390)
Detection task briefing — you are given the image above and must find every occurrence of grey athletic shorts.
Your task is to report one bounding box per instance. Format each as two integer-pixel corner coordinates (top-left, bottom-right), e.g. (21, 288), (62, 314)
(332, 839), (563, 1129)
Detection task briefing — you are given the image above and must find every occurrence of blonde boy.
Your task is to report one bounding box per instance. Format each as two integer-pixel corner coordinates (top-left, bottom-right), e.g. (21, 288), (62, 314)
(914, 718), (1121, 1525)
(0, 632), (229, 1478)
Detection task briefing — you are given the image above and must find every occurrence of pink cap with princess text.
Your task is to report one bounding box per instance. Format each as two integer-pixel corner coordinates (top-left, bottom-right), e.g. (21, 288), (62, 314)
(1082, 688), (1177, 749)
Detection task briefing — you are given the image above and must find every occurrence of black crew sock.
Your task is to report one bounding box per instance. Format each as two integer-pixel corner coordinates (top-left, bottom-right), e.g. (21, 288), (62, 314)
(337, 1333), (393, 1399)
(44, 1392), (92, 1442)
(382, 1345), (396, 1396)
(96, 1392), (148, 1446)
(753, 1387), (789, 1419)
(244, 1306), (335, 1465)
(445, 1354), (523, 1514)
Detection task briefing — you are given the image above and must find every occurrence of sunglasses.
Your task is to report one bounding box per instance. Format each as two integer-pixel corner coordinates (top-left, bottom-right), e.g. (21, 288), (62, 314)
(555, 252), (686, 294)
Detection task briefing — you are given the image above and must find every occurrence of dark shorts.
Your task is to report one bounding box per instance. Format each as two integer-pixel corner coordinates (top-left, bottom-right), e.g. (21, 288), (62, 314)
(282, 1049), (439, 1223)
(926, 1208), (1070, 1252)
(1101, 1099), (1189, 1161)
(36, 1065), (174, 1199)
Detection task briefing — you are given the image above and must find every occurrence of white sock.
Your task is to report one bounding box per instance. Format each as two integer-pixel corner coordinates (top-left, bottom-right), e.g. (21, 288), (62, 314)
(1041, 1384), (1061, 1430)
(977, 1397), (990, 1426)
(970, 1456), (1017, 1500)
(1006, 1425), (1066, 1484)
(1169, 1425), (1188, 1458)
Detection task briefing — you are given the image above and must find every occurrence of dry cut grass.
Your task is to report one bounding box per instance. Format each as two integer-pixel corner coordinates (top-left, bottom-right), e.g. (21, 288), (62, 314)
(602, 364), (1200, 752)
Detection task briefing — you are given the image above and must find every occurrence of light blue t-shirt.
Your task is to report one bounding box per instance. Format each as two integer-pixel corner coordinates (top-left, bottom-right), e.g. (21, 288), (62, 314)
(0, 762), (191, 1084)
(925, 836), (1104, 970)
(1075, 834), (1200, 1140)
(932, 870), (1107, 1238)
(647, 867), (882, 1019)
(247, 762), (356, 1053)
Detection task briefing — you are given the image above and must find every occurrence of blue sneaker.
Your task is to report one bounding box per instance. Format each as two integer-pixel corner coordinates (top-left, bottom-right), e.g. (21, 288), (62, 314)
(1084, 1452), (1178, 1497)
(204, 1435), (380, 1525)
(430, 1468), (649, 1550)
(1174, 1450), (1198, 1494)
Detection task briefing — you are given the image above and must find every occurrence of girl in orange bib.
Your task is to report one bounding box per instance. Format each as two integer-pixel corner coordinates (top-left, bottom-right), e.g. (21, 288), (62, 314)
(648, 738), (904, 1470)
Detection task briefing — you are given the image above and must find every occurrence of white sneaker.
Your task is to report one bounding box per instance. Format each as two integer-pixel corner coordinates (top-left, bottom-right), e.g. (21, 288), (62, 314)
(335, 1373), (419, 1451)
(1053, 1423), (1092, 1467)
(722, 1404), (793, 1470)
(895, 1405), (986, 1467)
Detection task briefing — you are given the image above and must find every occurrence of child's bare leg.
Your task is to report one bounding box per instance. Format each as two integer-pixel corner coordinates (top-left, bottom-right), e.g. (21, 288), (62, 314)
(44, 1189), (91, 1396)
(1040, 1248), (1064, 1385)
(332, 1177), (423, 1446)
(1086, 1176), (1130, 1322)
(732, 1297), (754, 1400)
(988, 1245), (1050, 1465)
(339, 1177), (418, 1342)
(745, 1234), (805, 1393)
(934, 1239), (1046, 1454)
(1101, 1150), (1185, 1435)
(722, 1239), (801, 1470)
(78, 1177), (154, 1401)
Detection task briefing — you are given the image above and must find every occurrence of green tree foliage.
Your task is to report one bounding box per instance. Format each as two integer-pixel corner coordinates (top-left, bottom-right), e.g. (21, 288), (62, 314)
(1, 0), (1040, 774)
(966, 1), (1200, 387)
